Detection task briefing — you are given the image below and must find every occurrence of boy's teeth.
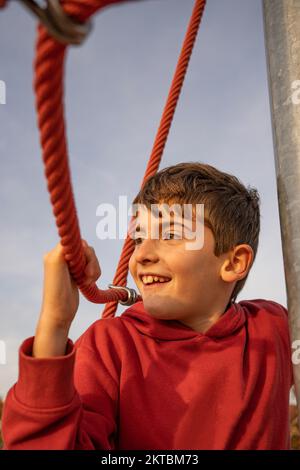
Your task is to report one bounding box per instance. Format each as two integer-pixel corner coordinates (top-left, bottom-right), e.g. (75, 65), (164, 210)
(142, 275), (170, 284)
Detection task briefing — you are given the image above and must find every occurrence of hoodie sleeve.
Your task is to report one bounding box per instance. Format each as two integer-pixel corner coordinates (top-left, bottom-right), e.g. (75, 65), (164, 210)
(2, 336), (118, 450)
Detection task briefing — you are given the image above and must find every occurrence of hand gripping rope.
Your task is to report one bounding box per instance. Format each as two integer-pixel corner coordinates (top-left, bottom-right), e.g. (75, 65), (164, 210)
(1, 0), (206, 318)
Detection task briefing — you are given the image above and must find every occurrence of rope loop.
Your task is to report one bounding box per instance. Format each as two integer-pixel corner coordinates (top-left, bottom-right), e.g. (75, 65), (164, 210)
(33, 0), (206, 318)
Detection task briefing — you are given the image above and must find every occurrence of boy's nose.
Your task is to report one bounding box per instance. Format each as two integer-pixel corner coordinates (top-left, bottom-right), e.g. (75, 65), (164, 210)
(134, 238), (159, 264)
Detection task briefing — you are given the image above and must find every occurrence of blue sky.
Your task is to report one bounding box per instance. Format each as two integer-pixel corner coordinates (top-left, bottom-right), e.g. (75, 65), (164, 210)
(0, 0), (287, 397)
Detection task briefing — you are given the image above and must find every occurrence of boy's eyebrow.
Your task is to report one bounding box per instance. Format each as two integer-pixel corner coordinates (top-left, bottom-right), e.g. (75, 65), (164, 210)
(134, 217), (210, 232)
(132, 207), (212, 232)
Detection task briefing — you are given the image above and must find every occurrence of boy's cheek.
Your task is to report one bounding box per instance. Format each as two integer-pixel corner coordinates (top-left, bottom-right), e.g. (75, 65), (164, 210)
(128, 258), (136, 280)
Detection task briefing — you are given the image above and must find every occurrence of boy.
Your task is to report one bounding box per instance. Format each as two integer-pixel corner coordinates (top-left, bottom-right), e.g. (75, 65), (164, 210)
(2, 162), (293, 449)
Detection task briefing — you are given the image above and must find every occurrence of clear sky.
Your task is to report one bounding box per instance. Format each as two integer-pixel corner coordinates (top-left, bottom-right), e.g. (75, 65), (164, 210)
(0, 0), (287, 397)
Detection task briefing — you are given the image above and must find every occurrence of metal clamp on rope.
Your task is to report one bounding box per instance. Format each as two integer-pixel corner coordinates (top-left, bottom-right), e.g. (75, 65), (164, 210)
(108, 284), (139, 306)
(19, 0), (91, 45)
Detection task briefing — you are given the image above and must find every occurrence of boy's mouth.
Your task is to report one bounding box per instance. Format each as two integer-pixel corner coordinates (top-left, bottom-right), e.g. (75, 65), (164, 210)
(139, 274), (172, 287)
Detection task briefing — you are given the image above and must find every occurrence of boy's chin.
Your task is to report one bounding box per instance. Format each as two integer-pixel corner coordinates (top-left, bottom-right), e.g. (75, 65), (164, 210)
(143, 297), (177, 321)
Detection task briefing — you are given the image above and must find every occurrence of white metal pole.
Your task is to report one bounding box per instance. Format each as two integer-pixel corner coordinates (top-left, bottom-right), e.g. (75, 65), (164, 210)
(263, 0), (300, 426)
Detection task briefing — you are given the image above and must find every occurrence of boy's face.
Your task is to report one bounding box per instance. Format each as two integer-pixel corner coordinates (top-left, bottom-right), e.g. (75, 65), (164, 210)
(128, 205), (240, 331)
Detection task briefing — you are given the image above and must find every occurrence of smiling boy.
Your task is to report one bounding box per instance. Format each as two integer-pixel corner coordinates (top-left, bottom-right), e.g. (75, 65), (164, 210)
(2, 162), (293, 450)
(129, 201), (253, 332)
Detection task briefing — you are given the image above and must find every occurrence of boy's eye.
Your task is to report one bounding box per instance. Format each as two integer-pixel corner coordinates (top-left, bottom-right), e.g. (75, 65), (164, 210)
(133, 232), (181, 245)
(162, 231), (181, 240)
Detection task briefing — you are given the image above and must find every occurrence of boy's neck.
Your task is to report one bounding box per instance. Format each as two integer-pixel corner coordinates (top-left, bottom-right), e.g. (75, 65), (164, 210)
(179, 298), (233, 333)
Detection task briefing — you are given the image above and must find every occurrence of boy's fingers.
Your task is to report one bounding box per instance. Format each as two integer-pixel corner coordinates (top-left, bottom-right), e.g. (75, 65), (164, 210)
(84, 261), (101, 279)
(84, 251), (101, 273)
(81, 240), (101, 280)
(81, 240), (96, 258)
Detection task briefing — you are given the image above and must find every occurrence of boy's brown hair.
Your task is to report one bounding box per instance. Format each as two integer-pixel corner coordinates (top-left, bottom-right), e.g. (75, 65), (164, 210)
(132, 161), (260, 303)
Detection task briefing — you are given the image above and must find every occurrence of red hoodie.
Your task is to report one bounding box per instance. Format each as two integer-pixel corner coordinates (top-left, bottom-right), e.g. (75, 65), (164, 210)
(2, 299), (293, 450)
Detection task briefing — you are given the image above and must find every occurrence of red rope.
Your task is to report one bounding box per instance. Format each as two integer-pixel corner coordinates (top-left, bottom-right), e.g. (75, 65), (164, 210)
(102, 0), (206, 318)
(32, 0), (206, 317)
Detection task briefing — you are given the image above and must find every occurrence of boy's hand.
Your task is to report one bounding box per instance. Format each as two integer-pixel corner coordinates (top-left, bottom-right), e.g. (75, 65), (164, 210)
(33, 240), (101, 357)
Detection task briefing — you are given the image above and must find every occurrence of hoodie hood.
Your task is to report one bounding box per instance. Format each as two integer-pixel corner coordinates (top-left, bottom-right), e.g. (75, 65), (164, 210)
(120, 300), (246, 341)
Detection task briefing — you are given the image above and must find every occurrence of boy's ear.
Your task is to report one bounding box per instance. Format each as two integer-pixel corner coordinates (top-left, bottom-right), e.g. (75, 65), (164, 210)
(220, 244), (254, 283)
